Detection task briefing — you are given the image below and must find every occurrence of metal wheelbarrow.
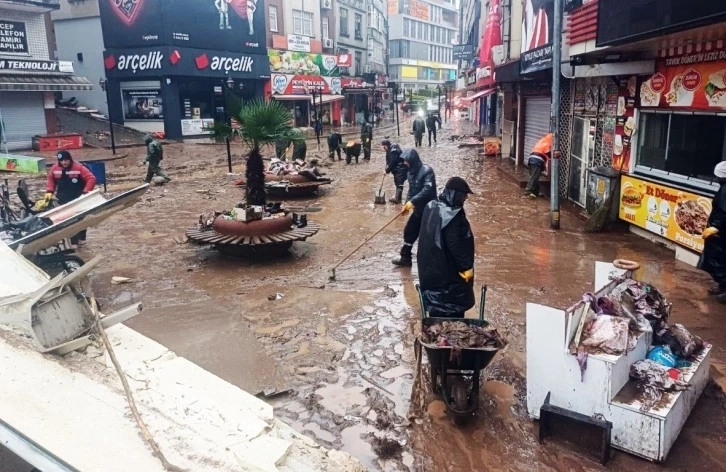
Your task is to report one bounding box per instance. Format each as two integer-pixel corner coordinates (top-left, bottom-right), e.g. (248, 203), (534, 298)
(416, 284), (507, 424)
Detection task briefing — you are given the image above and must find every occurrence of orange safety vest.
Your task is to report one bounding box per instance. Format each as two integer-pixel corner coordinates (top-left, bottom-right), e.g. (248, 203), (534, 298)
(531, 133), (552, 161)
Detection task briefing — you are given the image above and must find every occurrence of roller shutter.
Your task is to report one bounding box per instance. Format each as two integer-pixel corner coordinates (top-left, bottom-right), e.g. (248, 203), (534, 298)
(523, 96), (551, 165)
(0, 92), (47, 151)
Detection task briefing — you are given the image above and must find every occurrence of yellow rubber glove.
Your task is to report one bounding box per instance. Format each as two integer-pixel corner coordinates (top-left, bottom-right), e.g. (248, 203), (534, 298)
(459, 269), (474, 282)
(44, 192), (53, 202)
(702, 227), (719, 239)
(366, 138), (370, 143)
(401, 201), (414, 216)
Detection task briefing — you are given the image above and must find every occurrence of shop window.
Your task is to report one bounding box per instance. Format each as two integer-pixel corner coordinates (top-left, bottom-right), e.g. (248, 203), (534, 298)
(293, 9), (313, 36)
(340, 8), (349, 37)
(322, 17), (329, 40)
(355, 13), (363, 40)
(637, 112), (726, 188)
(269, 6), (278, 33)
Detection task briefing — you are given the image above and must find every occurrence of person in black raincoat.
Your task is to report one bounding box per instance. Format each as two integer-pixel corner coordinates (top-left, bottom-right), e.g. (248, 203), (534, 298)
(412, 112), (426, 148)
(328, 131), (343, 161)
(417, 177), (475, 317)
(382, 139), (406, 203)
(392, 148), (437, 266)
(698, 161), (726, 304)
(361, 121), (374, 160)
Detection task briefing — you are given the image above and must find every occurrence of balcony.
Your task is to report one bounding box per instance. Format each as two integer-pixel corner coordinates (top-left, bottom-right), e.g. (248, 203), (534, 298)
(2, 0), (60, 13)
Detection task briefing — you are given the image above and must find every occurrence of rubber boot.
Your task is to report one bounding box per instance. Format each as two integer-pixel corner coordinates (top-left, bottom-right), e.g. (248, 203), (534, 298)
(389, 187), (403, 204)
(392, 245), (413, 267)
(708, 285), (726, 296)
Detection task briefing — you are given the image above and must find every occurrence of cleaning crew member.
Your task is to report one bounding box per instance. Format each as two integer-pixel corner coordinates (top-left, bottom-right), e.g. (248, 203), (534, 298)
(412, 112), (426, 148)
(392, 149), (437, 267)
(328, 131), (343, 161)
(361, 121), (374, 160)
(699, 161), (726, 304)
(45, 150), (97, 245)
(143, 134), (171, 183)
(525, 133), (554, 198)
(426, 112), (441, 146)
(417, 177), (475, 318)
(382, 139), (406, 203)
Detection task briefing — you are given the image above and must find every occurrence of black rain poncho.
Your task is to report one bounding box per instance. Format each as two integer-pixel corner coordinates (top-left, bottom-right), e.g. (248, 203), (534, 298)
(417, 188), (475, 317)
(385, 143), (407, 185)
(402, 149), (436, 214)
(699, 182), (726, 287)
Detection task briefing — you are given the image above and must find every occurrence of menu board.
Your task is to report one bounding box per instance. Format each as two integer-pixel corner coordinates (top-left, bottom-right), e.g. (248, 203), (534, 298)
(640, 47), (726, 111)
(612, 77), (637, 170)
(619, 175), (712, 253)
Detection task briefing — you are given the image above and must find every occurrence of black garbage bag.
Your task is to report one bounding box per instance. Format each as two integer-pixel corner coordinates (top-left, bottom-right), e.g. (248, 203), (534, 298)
(9, 214), (53, 237)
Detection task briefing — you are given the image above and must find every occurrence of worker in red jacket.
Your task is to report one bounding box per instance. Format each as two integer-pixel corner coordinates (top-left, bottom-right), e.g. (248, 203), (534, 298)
(45, 150), (96, 245)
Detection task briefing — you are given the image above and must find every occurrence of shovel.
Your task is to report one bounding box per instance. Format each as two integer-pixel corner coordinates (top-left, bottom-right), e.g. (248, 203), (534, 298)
(374, 174), (386, 204)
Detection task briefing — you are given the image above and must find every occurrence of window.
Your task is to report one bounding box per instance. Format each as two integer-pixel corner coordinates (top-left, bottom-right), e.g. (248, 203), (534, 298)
(292, 9), (314, 36)
(637, 112), (726, 189)
(340, 8), (349, 36)
(354, 13), (363, 40)
(322, 17), (329, 40)
(269, 6), (278, 32)
(355, 51), (362, 75)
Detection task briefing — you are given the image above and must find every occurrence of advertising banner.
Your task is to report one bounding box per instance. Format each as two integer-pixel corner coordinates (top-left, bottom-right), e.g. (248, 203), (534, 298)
(181, 118), (215, 136)
(613, 76), (638, 170)
(268, 50), (339, 77)
(337, 53), (352, 67)
(520, 0), (554, 74)
(100, 0), (266, 55)
(122, 89), (163, 120)
(287, 34), (311, 52)
(0, 20), (28, 54)
(409, 0), (430, 20)
(619, 175), (712, 253)
(640, 46), (726, 111)
(270, 74), (342, 95)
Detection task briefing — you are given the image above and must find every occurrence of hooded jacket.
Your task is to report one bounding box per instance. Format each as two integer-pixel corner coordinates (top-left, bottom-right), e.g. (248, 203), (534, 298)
(417, 188), (476, 317)
(412, 117), (426, 134)
(385, 143), (406, 180)
(402, 149), (436, 212)
(47, 159), (96, 203)
(699, 182), (726, 286)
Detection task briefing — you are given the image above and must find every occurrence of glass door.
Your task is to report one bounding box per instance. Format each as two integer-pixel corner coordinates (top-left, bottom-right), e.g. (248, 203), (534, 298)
(569, 117), (595, 207)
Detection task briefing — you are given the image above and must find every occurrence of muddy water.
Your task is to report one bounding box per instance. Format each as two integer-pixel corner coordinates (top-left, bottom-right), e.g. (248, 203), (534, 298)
(85, 117), (725, 471)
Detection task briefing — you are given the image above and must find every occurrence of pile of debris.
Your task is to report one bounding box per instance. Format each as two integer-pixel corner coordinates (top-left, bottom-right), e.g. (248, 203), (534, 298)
(421, 321), (503, 349)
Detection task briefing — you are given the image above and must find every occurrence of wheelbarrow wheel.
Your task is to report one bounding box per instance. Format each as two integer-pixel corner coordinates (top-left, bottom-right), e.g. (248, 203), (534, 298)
(450, 377), (470, 425)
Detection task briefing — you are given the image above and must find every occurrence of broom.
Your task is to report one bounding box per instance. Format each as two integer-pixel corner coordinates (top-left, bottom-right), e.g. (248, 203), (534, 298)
(585, 158), (625, 233)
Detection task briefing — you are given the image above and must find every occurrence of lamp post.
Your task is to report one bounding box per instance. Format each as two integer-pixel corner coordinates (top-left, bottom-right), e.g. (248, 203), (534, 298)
(224, 77), (235, 173)
(437, 84), (443, 129)
(98, 78), (116, 155)
(310, 85), (324, 145)
(392, 82), (400, 137)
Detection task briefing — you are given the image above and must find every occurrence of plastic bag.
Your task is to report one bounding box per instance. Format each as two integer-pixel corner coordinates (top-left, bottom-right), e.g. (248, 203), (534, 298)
(647, 345), (677, 368)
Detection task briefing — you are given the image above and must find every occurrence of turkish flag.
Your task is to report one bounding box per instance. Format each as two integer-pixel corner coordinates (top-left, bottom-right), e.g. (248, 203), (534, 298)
(479, 0), (502, 66)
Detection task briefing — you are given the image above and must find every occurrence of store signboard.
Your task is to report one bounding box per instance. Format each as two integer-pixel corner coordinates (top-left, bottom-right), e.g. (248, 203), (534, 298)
(268, 49), (339, 77)
(613, 76), (637, 170)
(287, 34), (311, 52)
(337, 53), (352, 67)
(0, 59), (61, 72)
(0, 20), (28, 54)
(122, 89), (163, 120)
(270, 74), (342, 95)
(100, 0), (266, 54)
(640, 46), (726, 111)
(520, 0), (555, 74)
(409, 0), (430, 21)
(181, 118), (215, 136)
(619, 175), (712, 253)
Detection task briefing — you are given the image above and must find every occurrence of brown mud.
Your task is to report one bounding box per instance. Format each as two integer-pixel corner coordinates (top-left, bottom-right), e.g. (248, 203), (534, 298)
(59, 117), (726, 471)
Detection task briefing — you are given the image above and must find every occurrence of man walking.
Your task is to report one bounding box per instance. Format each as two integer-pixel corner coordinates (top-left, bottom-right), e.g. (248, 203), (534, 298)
(392, 149), (437, 267)
(412, 111), (426, 148)
(328, 131), (343, 161)
(143, 134), (171, 183)
(417, 177), (476, 318)
(361, 120), (374, 160)
(382, 139), (406, 203)
(699, 161), (726, 304)
(426, 112), (441, 146)
(525, 132), (553, 198)
(45, 151), (97, 245)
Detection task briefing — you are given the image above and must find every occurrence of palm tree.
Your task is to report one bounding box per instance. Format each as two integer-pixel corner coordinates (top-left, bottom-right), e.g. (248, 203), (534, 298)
(217, 98), (293, 207)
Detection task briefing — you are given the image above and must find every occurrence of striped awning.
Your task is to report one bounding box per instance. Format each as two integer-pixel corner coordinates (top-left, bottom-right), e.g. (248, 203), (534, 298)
(0, 75), (93, 92)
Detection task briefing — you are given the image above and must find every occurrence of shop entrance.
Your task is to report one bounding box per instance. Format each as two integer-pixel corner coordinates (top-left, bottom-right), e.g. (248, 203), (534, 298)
(570, 116), (596, 207)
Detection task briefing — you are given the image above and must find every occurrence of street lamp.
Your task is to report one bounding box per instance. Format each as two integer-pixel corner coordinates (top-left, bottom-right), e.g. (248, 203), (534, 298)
(224, 77), (235, 172)
(436, 84), (442, 129)
(310, 85), (324, 144)
(98, 78), (116, 155)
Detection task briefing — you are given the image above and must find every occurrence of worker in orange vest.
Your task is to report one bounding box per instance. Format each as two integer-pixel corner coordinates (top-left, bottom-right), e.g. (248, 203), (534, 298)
(526, 133), (555, 198)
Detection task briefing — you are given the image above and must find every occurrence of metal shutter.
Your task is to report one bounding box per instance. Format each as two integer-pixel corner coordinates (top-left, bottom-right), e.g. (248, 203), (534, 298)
(523, 96), (552, 165)
(0, 92), (47, 151)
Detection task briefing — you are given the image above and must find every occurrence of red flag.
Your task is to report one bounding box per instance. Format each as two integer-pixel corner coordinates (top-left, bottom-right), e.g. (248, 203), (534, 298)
(479, 0), (502, 65)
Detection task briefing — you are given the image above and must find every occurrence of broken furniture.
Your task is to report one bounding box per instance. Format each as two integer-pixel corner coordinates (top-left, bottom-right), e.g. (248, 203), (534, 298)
(526, 262), (711, 462)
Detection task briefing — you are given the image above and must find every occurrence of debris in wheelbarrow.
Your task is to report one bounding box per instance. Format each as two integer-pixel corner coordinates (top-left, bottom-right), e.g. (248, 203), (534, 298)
(421, 321), (503, 349)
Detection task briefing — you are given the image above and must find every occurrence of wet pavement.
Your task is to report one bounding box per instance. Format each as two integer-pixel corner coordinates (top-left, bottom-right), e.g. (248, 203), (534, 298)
(64, 116), (725, 471)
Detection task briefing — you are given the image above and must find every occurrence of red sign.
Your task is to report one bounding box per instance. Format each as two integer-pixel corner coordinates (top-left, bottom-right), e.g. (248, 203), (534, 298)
(270, 73), (342, 95)
(341, 77), (364, 88)
(337, 54), (352, 67)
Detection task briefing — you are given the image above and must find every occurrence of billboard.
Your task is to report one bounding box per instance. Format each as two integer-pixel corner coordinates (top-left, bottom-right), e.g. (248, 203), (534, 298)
(122, 89), (163, 120)
(268, 50), (339, 77)
(520, 0), (554, 74)
(100, 0), (266, 54)
(452, 44), (474, 61)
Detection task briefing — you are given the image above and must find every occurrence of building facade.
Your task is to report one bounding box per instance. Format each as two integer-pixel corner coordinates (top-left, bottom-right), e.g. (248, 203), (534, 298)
(0, 0), (92, 151)
(387, 0), (458, 92)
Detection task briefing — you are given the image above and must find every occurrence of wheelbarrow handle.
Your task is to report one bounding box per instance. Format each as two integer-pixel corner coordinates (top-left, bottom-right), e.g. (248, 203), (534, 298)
(478, 285), (488, 322)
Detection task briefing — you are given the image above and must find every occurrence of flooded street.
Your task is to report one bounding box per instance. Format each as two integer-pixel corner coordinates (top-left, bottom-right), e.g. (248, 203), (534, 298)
(84, 117), (725, 471)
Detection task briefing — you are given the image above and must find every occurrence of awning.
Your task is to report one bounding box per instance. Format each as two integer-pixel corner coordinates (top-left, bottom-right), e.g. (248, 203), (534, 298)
(463, 88), (496, 101)
(271, 94), (311, 102)
(318, 94), (345, 104)
(0, 75), (93, 92)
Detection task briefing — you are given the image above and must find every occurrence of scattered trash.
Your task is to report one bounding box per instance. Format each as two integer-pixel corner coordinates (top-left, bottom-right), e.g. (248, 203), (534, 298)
(111, 276), (133, 285)
(255, 388), (292, 399)
(630, 359), (690, 412)
(370, 435), (403, 460)
(647, 345), (677, 368)
(268, 292), (284, 301)
(172, 235), (188, 244)
(421, 321), (503, 349)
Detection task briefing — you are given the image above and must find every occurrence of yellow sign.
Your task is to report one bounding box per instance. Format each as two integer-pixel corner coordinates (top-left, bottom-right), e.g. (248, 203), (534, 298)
(401, 66), (418, 78)
(619, 175), (712, 253)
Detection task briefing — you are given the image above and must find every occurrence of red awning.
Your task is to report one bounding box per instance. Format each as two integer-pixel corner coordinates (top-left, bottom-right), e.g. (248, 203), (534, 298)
(463, 88), (496, 101)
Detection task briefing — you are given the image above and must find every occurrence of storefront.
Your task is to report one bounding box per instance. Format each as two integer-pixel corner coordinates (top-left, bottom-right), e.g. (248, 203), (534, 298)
(99, 0), (269, 139)
(616, 43), (726, 261)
